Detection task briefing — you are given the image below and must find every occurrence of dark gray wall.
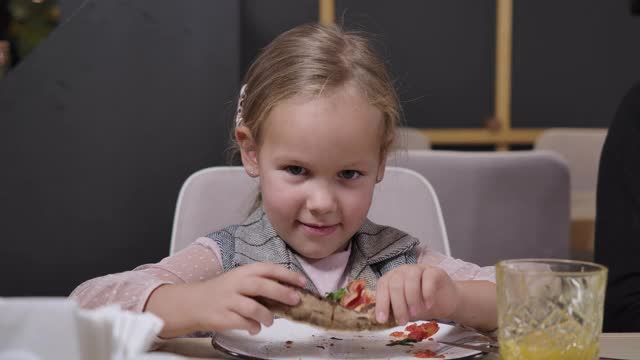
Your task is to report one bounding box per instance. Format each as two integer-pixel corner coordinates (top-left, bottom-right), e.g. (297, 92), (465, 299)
(337, 0), (497, 129)
(58, 0), (86, 21)
(512, 0), (640, 128)
(0, 0), (240, 295)
(240, 0), (317, 75)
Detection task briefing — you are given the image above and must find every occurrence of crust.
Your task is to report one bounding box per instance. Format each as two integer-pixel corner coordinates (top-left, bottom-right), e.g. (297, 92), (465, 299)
(259, 288), (396, 331)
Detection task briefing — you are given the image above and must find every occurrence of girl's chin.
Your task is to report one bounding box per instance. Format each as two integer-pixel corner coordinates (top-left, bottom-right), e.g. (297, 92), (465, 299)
(291, 242), (350, 260)
(295, 249), (333, 260)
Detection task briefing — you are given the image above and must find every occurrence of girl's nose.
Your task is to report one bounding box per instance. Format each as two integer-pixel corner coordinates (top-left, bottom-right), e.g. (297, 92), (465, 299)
(306, 182), (337, 215)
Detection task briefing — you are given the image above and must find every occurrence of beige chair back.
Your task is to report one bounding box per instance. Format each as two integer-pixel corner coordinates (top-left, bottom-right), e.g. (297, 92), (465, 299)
(170, 166), (450, 256)
(535, 128), (607, 192)
(389, 150), (570, 266)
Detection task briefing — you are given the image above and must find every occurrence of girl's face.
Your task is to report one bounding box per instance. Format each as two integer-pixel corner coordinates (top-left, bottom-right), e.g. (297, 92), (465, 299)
(238, 84), (386, 259)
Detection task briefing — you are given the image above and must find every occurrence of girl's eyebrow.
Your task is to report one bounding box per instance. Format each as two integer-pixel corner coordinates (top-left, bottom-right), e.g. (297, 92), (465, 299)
(273, 156), (369, 170)
(273, 156), (310, 166)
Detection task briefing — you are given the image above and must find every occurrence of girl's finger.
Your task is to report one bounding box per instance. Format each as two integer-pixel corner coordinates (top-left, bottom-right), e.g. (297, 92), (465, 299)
(404, 269), (424, 320)
(375, 277), (391, 323)
(226, 312), (262, 335)
(421, 271), (438, 313)
(389, 276), (409, 325)
(232, 296), (275, 327)
(240, 277), (301, 306)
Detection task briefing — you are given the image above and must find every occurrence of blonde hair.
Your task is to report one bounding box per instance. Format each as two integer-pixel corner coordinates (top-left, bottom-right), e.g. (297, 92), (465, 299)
(233, 23), (401, 158)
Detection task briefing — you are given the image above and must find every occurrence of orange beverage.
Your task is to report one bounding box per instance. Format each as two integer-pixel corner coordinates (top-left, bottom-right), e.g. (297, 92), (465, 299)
(500, 330), (599, 359)
(497, 259), (607, 360)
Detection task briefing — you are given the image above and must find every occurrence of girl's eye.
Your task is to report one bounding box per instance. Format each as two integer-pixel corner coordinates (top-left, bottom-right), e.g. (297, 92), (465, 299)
(285, 166), (307, 176)
(339, 170), (362, 180)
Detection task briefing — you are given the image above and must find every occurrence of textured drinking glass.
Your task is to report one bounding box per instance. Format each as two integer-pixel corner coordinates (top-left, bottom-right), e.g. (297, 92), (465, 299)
(497, 259), (607, 360)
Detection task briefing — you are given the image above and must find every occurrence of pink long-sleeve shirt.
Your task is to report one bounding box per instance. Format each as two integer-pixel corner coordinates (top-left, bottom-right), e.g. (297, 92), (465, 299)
(70, 237), (495, 312)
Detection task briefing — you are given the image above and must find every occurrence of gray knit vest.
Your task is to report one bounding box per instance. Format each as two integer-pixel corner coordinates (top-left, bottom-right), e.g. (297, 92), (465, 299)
(206, 208), (419, 294)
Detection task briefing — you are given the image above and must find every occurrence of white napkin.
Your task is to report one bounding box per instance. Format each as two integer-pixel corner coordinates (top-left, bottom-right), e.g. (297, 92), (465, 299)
(0, 297), (166, 360)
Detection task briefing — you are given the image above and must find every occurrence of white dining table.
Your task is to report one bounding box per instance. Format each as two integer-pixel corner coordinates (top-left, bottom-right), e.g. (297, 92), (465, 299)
(153, 332), (640, 359)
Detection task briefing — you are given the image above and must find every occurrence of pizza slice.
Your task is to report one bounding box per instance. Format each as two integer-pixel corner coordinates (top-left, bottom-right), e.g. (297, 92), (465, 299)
(259, 280), (396, 331)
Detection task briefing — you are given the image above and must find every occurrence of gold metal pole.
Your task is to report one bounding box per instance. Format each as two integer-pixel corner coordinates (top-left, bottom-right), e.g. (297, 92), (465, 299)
(319, 0), (335, 25)
(420, 128), (543, 146)
(494, 0), (513, 151)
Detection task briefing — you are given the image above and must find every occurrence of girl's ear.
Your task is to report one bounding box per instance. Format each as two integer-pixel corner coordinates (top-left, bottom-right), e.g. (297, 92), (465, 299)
(376, 132), (394, 183)
(376, 156), (387, 183)
(235, 126), (260, 177)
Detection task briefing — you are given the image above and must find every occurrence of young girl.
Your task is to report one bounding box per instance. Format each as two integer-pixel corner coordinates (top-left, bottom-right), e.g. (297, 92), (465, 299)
(71, 23), (497, 338)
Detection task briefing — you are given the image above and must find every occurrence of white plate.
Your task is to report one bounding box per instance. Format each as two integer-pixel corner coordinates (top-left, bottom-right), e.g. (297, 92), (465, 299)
(212, 318), (483, 359)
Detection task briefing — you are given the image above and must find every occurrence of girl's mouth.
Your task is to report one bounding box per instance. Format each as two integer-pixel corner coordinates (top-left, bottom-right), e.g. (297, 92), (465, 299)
(298, 221), (339, 236)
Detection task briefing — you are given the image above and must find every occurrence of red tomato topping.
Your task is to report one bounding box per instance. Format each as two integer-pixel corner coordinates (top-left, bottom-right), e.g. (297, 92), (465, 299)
(405, 321), (439, 338)
(419, 321), (439, 338)
(413, 349), (444, 358)
(340, 292), (359, 307)
(347, 279), (366, 293)
(389, 331), (406, 338)
(407, 331), (428, 341)
(348, 294), (367, 307)
(340, 280), (375, 310)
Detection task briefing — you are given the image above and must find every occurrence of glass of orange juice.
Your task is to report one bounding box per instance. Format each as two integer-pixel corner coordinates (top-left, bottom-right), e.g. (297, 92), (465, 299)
(497, 259), (607, 360)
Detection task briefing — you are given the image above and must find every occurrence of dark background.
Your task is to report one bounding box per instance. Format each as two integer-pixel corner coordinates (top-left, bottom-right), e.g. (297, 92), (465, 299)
(0, 0), (639, 296)
(337, 0), (496, 129)
(511, 0), (640, 128)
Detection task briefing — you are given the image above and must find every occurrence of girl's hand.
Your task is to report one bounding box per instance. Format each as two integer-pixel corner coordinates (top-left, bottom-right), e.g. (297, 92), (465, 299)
(374, 264), (460, 325)
(193, 263), (306, 334)
(148, 263), (306, 337)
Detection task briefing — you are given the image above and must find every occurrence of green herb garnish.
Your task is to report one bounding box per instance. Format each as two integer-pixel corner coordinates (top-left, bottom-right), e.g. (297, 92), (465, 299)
(325, 288), (347, 302)
(386, 338), (419, 347)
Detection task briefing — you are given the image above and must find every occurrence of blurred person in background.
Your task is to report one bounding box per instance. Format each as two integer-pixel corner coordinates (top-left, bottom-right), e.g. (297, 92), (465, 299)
(595, 75), (640, 332)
